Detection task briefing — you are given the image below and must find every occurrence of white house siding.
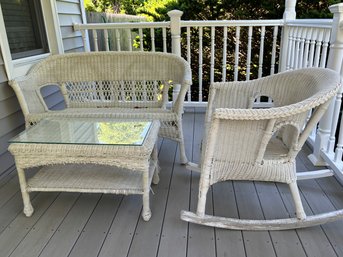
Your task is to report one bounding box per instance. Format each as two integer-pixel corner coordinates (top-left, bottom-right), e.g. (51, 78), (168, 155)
(0, 0), (87, 176)
(0, 76), (65, 178)
(0, 50), (25, 176)
(57, 0), (85, 53)
(42, 0), (87, 115)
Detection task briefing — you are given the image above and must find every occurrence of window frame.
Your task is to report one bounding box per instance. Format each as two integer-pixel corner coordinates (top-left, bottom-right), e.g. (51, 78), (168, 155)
(0, 1), (64, 80)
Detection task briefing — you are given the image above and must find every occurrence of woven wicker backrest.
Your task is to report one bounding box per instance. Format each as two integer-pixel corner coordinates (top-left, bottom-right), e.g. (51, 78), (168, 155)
(203, 68), (341, 181)
(11, 51), (191, 111)
(28, 51), (190, 83)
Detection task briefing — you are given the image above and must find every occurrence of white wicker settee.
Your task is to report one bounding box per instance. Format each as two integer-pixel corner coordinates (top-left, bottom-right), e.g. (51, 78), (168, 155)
(9, 51), (192, 163)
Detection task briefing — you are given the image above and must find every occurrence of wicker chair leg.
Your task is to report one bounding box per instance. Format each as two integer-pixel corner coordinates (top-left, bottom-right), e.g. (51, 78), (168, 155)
(196, 182), (210, 217)
(179, 141), (188, 164)
(289, 181), (306, 220)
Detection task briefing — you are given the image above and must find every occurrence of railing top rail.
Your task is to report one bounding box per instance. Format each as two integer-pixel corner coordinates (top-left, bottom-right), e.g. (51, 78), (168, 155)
(73, 18), (333, 31)
(285, 19), (333, 28)
(74, 21), (171, 30)
(180, 19), (284, 27)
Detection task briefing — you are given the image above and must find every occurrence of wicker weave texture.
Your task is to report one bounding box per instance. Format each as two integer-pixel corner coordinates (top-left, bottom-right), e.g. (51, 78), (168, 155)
(10, 51), (192, 163)
(9, 120), (160, 220)
(181, 68), (343, 230)
(204, 68), (341, 185)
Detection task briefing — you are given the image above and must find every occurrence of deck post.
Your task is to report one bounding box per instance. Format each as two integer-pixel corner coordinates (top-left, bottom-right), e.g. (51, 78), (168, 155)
(308, 3), (343, 166)
(167, 10), (183, 103)
(279, 0), (297, 72)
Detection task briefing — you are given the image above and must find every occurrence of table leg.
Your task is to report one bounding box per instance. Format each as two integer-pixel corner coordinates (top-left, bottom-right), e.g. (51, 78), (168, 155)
(152, 144), (159, 185)
(17, 167), (34, 217)
(142, 167), (152, 221)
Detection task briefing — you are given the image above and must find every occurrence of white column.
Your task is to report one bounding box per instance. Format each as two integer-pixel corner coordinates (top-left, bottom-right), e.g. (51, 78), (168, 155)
(308, 3), (343, 166)
(279, 0), (297, 72)
(167, 10), (182, 56)
(167, 10), (183, 102)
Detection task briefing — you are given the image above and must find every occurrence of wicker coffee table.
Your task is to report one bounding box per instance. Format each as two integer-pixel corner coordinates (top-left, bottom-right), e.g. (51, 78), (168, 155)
(8, 118), (160, 221)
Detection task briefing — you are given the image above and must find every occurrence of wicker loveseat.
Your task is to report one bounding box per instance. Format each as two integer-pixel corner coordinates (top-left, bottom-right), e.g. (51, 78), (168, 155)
(10, 51), (192, 163)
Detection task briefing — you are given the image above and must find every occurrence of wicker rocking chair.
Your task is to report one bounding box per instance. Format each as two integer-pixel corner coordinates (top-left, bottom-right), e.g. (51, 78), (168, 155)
(181, 68), (343, 230)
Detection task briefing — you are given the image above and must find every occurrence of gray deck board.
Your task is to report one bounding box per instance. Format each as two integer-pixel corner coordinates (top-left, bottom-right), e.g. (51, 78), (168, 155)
(255, 182), (307, 257)
(157, 110), (194, 257)
(38, 193), (102, 257)
(97, 195), (140, 257)
(0, 193), (59, 257)
(9, 193), (78, 257)
(213, 182), (246, 257)
(235, 181), (277, 257)
(126, 138), (178, 257)
(68, 194), (122, 257)
(0, 110), (343, 257)
(187, 112), (216, 257)
(0, 192), (37, 234)
(276, 182), (338, 257)
(0, 175), (20, 208)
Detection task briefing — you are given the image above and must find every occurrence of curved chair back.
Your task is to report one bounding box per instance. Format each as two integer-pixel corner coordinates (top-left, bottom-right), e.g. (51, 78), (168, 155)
(203, 68), (340, 184)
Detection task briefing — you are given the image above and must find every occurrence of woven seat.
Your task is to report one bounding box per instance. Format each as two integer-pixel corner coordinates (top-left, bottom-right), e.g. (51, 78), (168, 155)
(9, 51), (192, 163)
(181, 68), (343, 230)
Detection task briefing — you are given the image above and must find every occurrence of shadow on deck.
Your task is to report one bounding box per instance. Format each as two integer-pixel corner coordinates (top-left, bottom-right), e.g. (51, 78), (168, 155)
(0, 110), (342, 257)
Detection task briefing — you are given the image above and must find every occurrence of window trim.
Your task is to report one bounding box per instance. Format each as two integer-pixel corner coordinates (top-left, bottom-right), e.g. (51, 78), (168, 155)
(0, 1), (64, 80)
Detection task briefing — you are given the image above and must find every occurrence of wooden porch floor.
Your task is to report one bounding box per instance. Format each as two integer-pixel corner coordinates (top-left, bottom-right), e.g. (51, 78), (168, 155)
(1, 110), (343, 257)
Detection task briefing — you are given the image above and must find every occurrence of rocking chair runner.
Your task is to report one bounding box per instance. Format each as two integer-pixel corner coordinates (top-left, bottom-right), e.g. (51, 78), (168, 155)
(181, 68), (343, 230)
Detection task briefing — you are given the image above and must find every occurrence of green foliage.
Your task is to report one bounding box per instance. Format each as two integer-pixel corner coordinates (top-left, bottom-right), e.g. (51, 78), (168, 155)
(121, 0), (177, 21)
(84, 0), (122, 13)
(296, 0), (341, 18)
(97, 122), (150, 145)
(85, 0), (341, 100)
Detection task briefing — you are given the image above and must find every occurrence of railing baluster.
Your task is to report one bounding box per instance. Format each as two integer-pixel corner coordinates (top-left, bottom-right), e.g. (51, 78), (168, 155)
(314, 29), (324, 67)
(81, 30), (90, 52)
(334, 125), (343, 163)
(92, 29), (99, 52)
(334, 98), (343, 162)
(303, 28), (312, 67)
(222, 26), (227, 82)
(139, 28), (144, 51)
(162, 28), (167, 52)
(291, 27), (298, 69)
(115, 29), (121, 51)
(258, 26), (265, 78)
(328, 89), (343, 155)
(298, 27), (306, 68)
(308, 28), (317, 67)
(104, 29), (109, 51)
(187, 26), (192, 102)
(270, 25), (278, 75)
(210, 26), (215, 83)
(286, 26), (295, 70)
(293, 27), (301, 69)
(187, 27), (191, 62)
(320, 29), (331, 67)
(234, 26), (240, 81)
(199, 26), (203, 102)
(246, 26), (253, 81)
(150, 28), (155, 52)
(128, 29), (132, 51)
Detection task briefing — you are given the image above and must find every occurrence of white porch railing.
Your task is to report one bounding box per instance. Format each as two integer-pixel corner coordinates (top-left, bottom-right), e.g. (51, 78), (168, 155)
(74, 2), (343, 184)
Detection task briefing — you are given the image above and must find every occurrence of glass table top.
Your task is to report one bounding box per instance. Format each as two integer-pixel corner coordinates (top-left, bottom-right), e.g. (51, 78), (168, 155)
(9, 118), (152, 146)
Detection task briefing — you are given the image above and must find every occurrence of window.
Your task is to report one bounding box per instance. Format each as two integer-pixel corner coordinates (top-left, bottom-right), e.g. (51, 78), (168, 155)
(0, 0), (48, 60)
